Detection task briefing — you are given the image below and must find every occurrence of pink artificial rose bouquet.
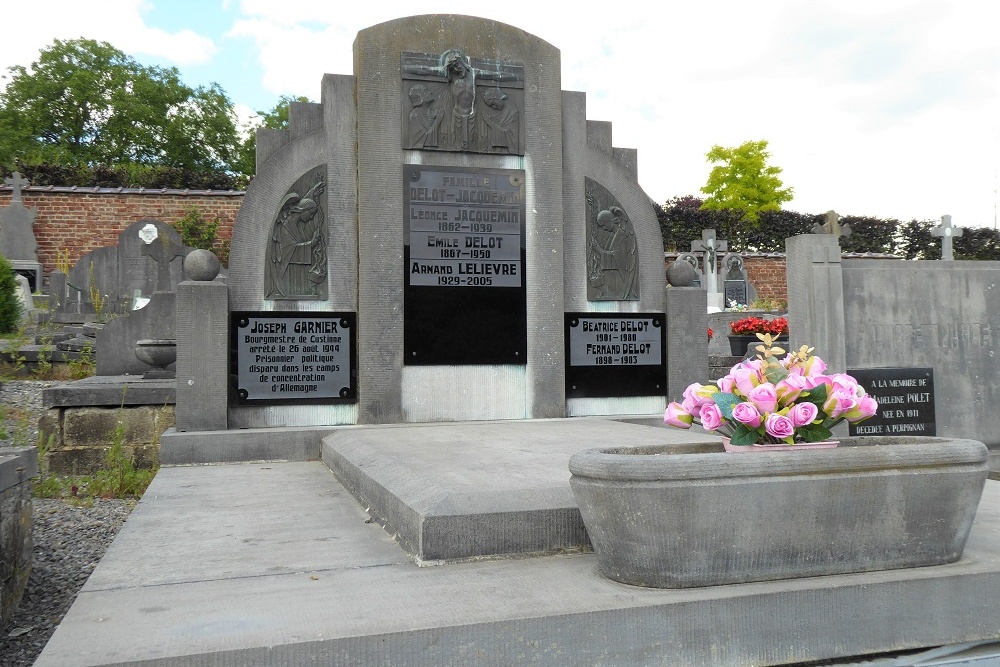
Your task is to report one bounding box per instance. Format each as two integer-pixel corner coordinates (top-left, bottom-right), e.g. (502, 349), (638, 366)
(664, 334), (878, 446)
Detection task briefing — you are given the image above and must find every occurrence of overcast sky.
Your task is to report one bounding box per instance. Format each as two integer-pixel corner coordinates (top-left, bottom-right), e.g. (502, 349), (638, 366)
(3, 0), (998, 228)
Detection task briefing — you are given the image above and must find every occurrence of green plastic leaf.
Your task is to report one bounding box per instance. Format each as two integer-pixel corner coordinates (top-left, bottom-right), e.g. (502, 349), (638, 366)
(798, 424), (833, 442)
(730, 424), (760, 446)
(713, 392), (741, 420)
(802, 384), (828, 407)
(764, 364), (788, 384)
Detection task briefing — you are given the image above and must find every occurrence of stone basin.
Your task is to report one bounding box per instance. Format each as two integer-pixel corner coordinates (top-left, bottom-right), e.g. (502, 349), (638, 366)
(569, 436), (989, 588)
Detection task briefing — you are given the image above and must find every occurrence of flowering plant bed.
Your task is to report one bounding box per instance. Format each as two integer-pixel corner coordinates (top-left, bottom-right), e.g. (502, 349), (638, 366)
(729, 315), (788, 336)
(665, 334), (877, 446)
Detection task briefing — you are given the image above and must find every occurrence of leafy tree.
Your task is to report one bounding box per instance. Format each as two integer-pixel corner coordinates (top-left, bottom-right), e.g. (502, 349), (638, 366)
(234, 95), (314, 180)
(699, 140), (793, 224)
(0, 38), (241, 174)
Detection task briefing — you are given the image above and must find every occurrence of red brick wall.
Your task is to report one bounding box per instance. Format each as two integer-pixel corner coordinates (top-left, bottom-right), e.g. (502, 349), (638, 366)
(0, 189), (243, 283)
(743, 257), (788, 303)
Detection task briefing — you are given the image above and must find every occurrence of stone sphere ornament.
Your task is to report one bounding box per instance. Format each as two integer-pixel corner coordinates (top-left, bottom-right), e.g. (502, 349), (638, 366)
(666, 259), (698, 287)
(184, 249), (221, 282)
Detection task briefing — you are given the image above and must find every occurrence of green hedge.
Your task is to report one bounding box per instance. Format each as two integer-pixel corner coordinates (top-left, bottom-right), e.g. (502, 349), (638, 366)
(658, 196), (1000, 260)
(1, 162), (246, 191)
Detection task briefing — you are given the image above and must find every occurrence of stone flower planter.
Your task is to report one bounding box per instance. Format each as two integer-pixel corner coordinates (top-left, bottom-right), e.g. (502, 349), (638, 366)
(569, 436), (989, 588)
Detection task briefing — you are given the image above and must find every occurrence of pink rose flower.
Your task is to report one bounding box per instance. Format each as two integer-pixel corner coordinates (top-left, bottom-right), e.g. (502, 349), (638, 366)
(732, 401), (762, 428)
(764, 413), (795, 440)
(790, 402), (819, 427)
(748, 383), (778, 414)
(844, 394), (878, 422)
(699, 403), (723, 431)
(801, 355), (827, 377)
(717, 374), (737, 393)
(776, 374), (809, 404)
(664, 402), (693, 428)
(683, 382), (717, 408)
(731, 366), (761, 397)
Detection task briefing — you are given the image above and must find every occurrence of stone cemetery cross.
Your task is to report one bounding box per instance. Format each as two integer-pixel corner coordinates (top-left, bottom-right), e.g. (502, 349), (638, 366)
(139, 223), (185, 292)
(811, 210), (852, 238)
(4, 171), (28, 204)
(931, 214), (963, 261)
(690, 229), (727, 296)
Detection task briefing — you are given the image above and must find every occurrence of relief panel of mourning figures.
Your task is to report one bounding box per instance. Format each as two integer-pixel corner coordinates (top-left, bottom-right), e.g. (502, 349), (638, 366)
(265, 166), (328, 300)
(586, 179), (638, 301)
(401, 50), (525, 155)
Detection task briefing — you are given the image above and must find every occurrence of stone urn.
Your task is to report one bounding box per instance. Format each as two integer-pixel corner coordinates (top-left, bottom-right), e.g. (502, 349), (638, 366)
(135, 339), (177, 379)
(569, 436), (989, 588)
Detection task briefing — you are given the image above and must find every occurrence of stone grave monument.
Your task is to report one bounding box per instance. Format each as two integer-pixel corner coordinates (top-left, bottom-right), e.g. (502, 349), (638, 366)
(172, 13), (707, 433)
(690, 229), (726, 310)
(0, 172), (42, 290)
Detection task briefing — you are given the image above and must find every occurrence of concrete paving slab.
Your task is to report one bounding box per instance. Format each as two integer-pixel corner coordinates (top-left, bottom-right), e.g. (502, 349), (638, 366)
(322, 419), (719, 560)
(33, 457), (1000, 667)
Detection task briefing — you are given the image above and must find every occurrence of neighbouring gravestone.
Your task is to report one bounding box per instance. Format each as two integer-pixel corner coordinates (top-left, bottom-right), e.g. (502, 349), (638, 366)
(0, 172), (42, 291)
(690, 230), (726, 309)
(95, 221), (193, 376)
(721, 252), (755, 308)
(810, 209), (852, 239)
(176, 14), (703, 432)
(841, 259), (999, 446)
(13, 273), (33, 323)
(787, 234), (999, 448)
(65, 219), (192, 319)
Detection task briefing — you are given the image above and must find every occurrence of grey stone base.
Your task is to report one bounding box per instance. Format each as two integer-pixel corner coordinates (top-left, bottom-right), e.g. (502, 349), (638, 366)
(31, 458), (1000, 667)
(39, 376), (175, 475)
(159, 425), (337, 464)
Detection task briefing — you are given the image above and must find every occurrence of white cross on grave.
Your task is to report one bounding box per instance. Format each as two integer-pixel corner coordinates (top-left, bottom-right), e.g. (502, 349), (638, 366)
(690, 229), (727, 297)
(930, 214), (964, 261)
(4, 171), (28, 205)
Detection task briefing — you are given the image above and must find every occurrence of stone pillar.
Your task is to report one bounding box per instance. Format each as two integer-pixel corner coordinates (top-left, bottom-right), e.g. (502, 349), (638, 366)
(665, 287), (708, 397)
(785, 234), (846, 373)
(176, 252), (228, 431)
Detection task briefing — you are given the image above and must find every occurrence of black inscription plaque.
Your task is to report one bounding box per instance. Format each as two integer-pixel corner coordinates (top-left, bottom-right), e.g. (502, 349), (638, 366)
(565, 313), (666, 398)
(404, 166), (527, 365)
(231, 311), (357, 405)
(724, 280), (748, 307)
(848, 367), (935, 437)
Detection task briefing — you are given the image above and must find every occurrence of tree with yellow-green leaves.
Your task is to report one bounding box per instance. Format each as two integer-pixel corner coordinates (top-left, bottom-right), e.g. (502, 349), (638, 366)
(699, 140), (793, 224)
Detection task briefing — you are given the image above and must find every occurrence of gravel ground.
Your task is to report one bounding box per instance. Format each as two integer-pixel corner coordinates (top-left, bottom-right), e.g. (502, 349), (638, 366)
(1, 380), (136, 667)
(1, 498), (133, 667)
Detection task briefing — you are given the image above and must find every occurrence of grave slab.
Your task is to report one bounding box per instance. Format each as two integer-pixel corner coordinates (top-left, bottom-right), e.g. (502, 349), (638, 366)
(32, 448), (1000, 667)
(42, 374), (175, 408)
(323, 419), (718, 561)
